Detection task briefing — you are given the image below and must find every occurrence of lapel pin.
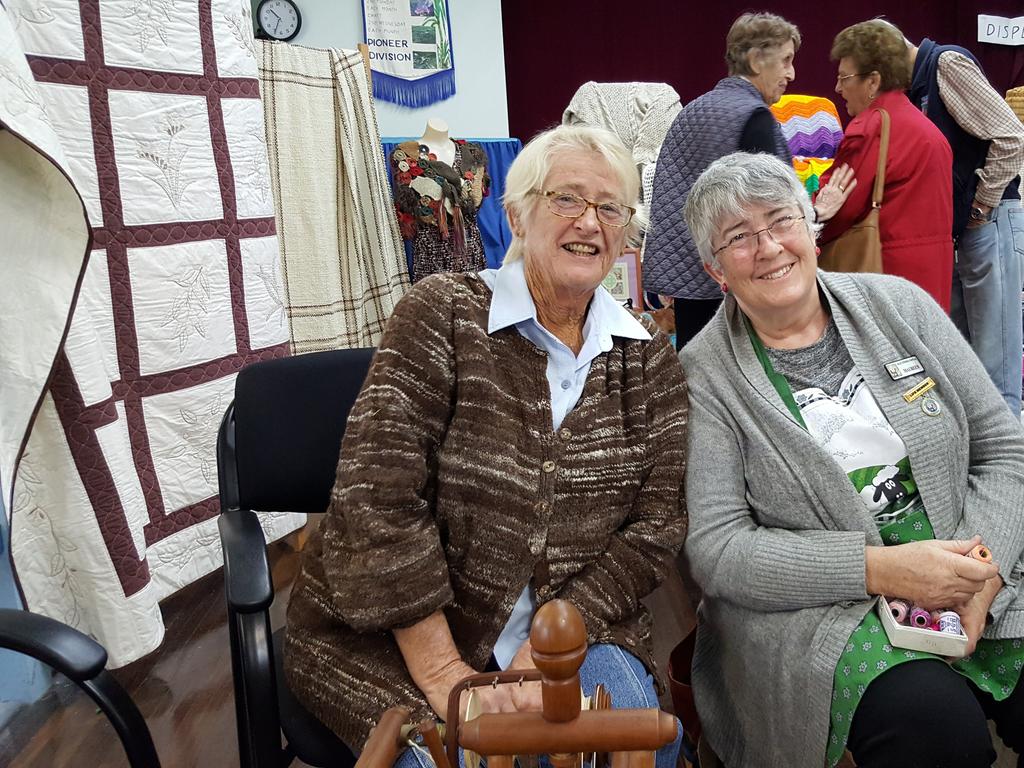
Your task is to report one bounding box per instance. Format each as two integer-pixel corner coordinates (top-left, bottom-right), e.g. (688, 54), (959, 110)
(921, 396), (941, 417)
(903, 376), (936, 403)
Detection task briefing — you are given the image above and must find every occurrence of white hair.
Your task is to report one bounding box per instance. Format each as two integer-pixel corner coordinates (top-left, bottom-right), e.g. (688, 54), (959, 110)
(502, 124), (645, 262)
(684, 152), (814, 268)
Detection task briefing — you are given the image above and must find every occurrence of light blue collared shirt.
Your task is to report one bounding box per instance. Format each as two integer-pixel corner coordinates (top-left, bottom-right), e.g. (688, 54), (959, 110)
(480, 258), (651, 668)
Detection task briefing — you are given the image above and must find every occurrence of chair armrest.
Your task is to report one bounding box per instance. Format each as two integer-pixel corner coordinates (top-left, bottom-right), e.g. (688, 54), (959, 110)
(218, 508), (274, 613)
(0, 609), (161, 767)
(0, 608), (106, 682)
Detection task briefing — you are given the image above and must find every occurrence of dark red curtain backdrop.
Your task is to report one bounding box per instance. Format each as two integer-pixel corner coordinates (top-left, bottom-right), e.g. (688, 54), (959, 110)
(502, 0), (1024, 142)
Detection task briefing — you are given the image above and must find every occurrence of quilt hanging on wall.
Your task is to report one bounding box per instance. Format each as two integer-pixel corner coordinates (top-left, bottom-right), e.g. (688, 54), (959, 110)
(362, 0), (455, 107)
(2, 0), (304, 667)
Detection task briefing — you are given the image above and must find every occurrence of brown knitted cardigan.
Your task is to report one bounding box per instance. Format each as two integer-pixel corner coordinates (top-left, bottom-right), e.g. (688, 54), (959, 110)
(283, 271), (689, 749)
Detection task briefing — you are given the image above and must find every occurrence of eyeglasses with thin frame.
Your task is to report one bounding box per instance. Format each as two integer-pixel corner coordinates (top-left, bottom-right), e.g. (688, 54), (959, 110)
(836, 71), (873, 87)
(534, 189), (636, 228)
(712, 214), (807, 257)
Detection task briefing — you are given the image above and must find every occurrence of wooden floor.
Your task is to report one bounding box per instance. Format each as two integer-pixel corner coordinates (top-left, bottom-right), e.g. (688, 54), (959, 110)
(0, 534), (305, 768)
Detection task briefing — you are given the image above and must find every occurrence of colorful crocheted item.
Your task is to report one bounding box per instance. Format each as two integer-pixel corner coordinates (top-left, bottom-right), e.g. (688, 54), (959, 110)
(771, 95), (844, 195)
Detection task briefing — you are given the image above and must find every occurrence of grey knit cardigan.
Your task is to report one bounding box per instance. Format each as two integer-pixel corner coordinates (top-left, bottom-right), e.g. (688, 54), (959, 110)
(680, 272), (1024, 768)
(284, 272), (689, 750)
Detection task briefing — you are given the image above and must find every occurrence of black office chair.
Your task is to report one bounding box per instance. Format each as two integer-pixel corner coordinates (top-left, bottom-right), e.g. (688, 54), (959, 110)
(0, 608), (161, 767)
(216, 347), (375, 768)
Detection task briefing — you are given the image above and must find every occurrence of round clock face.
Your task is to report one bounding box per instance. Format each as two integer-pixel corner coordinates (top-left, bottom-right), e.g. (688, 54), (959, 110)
(258, 0), (301, 41)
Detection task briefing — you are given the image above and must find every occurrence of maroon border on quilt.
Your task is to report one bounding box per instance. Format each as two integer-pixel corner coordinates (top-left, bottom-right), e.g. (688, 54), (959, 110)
(24, 0), (289, 596)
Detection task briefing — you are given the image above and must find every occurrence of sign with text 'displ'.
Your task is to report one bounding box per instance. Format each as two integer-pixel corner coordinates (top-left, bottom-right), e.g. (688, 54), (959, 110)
(978, 15), (1024, 45)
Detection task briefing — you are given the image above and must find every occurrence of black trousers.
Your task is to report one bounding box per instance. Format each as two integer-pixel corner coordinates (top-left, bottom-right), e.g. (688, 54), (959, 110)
(847, 658), (1024, 767)
(673, 297), (722, 351)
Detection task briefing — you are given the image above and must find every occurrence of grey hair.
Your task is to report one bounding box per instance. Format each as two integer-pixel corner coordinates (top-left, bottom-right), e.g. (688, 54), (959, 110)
(502, 124), (646, 262)
(725, 12), (802, 76)
(684, 152), (814, 268)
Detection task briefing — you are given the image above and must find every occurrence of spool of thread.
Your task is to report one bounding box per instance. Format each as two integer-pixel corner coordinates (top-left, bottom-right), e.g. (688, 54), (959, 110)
(937, 611), (963, 636)
(910, 607), (931, 628)
(968, 544), (993, 563)
(888, 599), (910, 624)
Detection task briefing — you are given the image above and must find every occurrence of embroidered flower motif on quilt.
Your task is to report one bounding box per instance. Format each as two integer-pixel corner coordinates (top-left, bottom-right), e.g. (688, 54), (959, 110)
(136, 110), (199, 209)
(237, 125), (271, 207)
(0, 61), (51, 120)
(255, 260), (286, 327)
(5, 0), (57, 29)
(13, 452), (86, 629)
(165, 391), (225, 485)
(161, 264), (211, 352)
(126, 0), (176, 54)
(223, 5), (256, 59)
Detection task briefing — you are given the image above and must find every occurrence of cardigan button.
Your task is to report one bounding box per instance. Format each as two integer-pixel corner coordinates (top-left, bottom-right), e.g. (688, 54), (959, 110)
(542, 460), (556, 473)
(537, 585), (551, 599)
(559, 427), (572, 441)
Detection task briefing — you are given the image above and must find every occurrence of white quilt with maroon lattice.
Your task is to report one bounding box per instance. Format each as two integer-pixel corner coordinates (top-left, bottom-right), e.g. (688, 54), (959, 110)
(4, 0), (303, 666)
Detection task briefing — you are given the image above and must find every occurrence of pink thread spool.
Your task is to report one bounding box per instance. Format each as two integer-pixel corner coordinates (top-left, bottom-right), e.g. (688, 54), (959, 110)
(910, 607), (931, 628)
(888, 599), (910, 624)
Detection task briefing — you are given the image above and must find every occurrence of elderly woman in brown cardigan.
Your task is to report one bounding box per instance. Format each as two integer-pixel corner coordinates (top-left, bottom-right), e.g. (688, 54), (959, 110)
(283, 124), (688, 768)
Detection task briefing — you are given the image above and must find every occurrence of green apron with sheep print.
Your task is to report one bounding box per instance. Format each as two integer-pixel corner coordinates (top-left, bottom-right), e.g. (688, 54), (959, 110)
(785, 368), (1024, 767)
(746, 324), (1024, 767)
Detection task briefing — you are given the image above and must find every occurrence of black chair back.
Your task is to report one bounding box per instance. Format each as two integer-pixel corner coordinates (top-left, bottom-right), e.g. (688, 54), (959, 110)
(216, 347), (374, 768)
(222, 346), (376, 515)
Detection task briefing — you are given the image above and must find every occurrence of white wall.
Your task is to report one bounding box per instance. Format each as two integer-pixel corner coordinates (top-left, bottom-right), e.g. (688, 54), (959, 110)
(288, 0), (509, 139)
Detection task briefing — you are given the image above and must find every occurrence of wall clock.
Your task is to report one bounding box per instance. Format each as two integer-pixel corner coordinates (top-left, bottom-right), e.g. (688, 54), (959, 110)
(256, 0), (301, 42)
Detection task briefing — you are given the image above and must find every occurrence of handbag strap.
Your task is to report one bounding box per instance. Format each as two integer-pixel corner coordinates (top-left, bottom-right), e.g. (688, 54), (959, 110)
(871, 108), (890, 208)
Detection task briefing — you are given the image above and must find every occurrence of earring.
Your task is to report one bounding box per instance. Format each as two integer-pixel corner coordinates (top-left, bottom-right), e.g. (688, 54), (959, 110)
(720, 281), (729, 294)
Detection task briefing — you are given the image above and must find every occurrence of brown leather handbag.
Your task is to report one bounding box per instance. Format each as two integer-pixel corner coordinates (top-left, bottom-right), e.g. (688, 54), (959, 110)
(667, 626), (701, 744)
(818, 108), (890, 274)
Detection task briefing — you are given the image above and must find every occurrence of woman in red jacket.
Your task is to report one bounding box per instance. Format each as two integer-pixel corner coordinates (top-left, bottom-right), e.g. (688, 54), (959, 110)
(820, 20), (954, 311)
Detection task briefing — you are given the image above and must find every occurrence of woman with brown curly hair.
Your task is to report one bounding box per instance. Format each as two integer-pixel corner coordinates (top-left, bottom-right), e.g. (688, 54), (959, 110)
(819, 20), (955, 311)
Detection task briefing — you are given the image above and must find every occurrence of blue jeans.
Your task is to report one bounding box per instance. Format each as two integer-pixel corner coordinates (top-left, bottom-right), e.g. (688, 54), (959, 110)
(951, 199), (1024, 414)
(394, 644), (683, 768)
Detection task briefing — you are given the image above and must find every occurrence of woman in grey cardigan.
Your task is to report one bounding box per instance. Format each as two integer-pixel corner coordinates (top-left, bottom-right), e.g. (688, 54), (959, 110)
(680, 152), (1024, 768)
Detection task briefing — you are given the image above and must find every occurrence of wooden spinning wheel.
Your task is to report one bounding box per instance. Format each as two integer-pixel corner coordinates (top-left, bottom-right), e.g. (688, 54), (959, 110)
(355, 600), (677, 768)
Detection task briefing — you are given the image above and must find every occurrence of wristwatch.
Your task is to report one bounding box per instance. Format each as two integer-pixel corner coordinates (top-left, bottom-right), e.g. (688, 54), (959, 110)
(970, 205), (993, 223)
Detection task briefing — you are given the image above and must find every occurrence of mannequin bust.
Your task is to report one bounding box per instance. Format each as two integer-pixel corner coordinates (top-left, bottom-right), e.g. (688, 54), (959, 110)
(418, 117), (455, 166)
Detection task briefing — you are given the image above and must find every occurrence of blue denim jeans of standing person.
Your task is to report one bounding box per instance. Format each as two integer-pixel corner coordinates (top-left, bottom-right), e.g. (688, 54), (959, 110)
(951, 199), (1024, 415)
(393, 644), (683, 768)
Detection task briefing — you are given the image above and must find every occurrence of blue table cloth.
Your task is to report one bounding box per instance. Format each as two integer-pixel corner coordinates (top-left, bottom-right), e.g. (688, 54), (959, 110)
(382, 137), (522, 274)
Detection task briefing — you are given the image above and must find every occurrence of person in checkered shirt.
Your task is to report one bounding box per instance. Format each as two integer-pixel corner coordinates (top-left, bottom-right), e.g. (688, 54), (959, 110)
(895, 23), (1024, 415)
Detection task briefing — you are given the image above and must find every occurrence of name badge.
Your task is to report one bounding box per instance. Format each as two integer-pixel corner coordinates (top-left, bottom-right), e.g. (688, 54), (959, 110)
(886, 356), (924, 381)
(903, 377), (936, 403)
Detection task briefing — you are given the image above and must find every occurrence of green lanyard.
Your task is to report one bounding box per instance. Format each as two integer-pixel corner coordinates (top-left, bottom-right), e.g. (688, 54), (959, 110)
(743, 316), (808, 431)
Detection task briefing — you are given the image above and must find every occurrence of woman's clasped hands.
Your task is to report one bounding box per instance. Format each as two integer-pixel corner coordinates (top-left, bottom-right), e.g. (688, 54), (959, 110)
(866, 534), (999, 609)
